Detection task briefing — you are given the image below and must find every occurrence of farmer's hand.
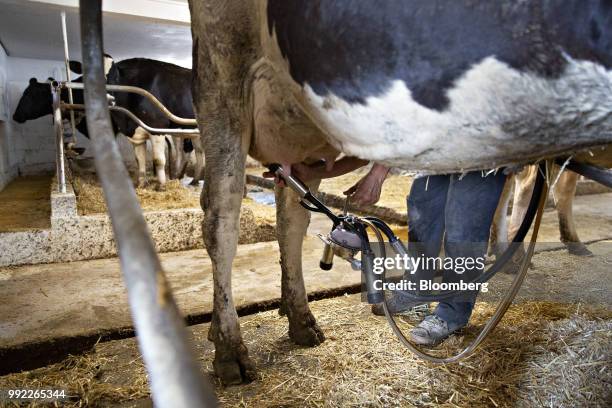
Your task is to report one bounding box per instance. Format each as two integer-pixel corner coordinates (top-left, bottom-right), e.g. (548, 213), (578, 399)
(344, 164), (390, 206)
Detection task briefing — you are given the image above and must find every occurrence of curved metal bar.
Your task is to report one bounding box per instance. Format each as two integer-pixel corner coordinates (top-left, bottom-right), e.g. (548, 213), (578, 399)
(110, 106), (200, 135)
(64, 81), (198, 126)
(62, 103), (200, 136)
(79, 1), (216, 406)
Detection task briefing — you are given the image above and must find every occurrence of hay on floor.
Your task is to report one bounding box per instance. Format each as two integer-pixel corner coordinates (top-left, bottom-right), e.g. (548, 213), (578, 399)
(72, 175), (277, 244)
(1, 297), (609, 407)
(72, 175), (200, 215)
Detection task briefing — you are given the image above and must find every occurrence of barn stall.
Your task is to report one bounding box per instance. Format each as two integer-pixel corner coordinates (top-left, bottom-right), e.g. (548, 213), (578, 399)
(0, 1), (611, 407)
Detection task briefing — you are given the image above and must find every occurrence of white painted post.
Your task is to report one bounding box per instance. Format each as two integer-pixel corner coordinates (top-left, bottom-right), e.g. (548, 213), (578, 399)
(61, 11), (77, 145)
(52, 83), (66, 194)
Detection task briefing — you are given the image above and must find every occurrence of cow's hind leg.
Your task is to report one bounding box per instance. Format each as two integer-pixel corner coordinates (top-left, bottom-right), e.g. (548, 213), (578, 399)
(201, 136), (255, 385)
(171, 135), (186, 180)
(190, 138), (205, 186)
(129, 129), (148, 188)
(275, 179), (325, 346)
(554, 171), (592, 256)
(489, 174), (513, 258)
(150, 133), (168, 190)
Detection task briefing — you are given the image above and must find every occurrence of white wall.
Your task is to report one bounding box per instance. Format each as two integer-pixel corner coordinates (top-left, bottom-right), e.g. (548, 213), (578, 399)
(7, 57), (66, 177)
(0, 55), (140, 192)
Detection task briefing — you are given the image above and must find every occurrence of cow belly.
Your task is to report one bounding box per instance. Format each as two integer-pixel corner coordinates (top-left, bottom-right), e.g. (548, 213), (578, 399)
(296, 57), (612, 174)
(249, 67), (338, 165)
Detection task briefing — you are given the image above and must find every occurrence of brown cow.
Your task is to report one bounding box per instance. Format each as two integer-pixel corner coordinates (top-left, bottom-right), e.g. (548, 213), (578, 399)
(491, 145), (612, 260)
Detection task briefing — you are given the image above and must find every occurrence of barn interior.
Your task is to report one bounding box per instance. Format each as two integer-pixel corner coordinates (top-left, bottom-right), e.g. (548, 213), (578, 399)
(0, 1), (611, 407)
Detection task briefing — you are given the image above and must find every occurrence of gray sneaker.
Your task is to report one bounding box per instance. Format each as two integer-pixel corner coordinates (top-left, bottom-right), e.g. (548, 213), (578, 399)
(371, 294), (428, 316)
(409, 315), (454, 346)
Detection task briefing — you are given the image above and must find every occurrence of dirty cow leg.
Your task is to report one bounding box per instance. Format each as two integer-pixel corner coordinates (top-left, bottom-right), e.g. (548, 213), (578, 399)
(130, 128), (149, 188)
(554, 171), (592, 256)
(505, 166), (538, 272)
(275, 179), (326, 347)
(150, 133), (168, 190)
(173, 136), (187, 180)
(201, 137), (255, 385)
(191, 138), (205, 186)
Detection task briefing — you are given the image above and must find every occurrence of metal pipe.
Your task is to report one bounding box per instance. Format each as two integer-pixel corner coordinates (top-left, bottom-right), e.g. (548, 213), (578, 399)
(62, 103), (200, 136)
(556, 158), (612, 188)
(78, 1), (216, 406)
(64, 82), (197, 126)
(61, 11), (78, 145)
(52, 84), (66, 193)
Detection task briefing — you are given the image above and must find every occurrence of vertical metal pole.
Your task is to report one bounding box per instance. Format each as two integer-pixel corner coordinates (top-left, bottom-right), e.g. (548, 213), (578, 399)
(61, 11), (78, 145)
(79, 1), (216, 406)
(52, 83), (67, 194)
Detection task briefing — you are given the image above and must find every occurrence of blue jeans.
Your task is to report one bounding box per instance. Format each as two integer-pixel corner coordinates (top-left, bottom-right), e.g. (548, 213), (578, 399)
(407, 171), (506, 331)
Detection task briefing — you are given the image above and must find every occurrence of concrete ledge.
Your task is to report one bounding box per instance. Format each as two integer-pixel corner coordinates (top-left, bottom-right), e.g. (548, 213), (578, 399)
(0, 176), (204, 267)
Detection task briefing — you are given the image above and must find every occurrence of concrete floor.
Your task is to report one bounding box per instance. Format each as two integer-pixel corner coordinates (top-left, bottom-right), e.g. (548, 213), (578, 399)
(0, 193), (610, 353)
(0, 237), (357, 350)
(2, 241), (610, 406)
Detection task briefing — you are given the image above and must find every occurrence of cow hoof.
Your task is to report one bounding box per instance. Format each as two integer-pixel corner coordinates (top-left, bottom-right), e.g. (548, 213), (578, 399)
(566, 242), (593, 257)
(189, 178), (200, 187)
(155, 183), (167, 192)
(501, 260), (522, 275)
(213, 344), (257, 386)
(288, 313), (325, 347)
(278, 301), (288, 316)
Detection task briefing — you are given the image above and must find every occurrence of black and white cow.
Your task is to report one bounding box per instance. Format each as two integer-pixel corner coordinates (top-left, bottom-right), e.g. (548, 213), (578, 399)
(188, 0), (612, 384)
(104, 58), (202, 187)
(12, 54), (113, 127)
(12, 57), (202, 187)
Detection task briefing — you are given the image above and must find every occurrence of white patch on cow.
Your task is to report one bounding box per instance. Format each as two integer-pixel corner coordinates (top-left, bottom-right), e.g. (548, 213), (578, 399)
(300, 57), (612, 173)
(103, 55), (114, 77)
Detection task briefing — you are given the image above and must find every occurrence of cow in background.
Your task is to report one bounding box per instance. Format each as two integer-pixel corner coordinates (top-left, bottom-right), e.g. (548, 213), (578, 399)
(12, 57), (203, 188)
(491, 145), (612, 263)
(103, 58), (203, 188)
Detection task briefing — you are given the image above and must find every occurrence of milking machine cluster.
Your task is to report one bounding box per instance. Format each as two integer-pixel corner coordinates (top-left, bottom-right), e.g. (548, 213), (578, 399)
(269, 162), (549, 363)
(268, 164), (408, 305)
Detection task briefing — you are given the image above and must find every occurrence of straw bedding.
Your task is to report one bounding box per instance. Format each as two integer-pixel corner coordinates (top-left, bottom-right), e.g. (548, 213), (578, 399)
(72, 175), (277, 244)
(1, 296), (609, 407)
(72, 175), (201, 215)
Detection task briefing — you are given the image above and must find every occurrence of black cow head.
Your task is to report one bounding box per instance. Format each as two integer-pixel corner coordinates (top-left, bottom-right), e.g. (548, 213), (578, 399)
(12, 78), (54, 124)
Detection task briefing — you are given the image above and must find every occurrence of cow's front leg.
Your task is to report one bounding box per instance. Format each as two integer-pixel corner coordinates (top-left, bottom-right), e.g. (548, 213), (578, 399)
(554, 170), (592, 256)
(201, 140), (255, 385)
(150, 133), (168, 190)
(275, 179), (325, 346)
